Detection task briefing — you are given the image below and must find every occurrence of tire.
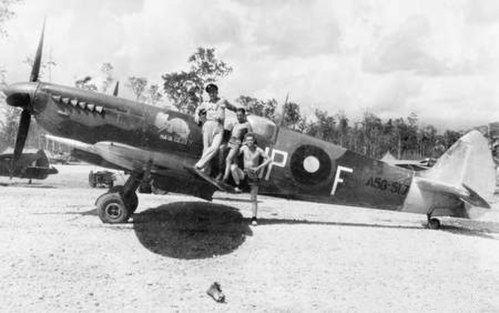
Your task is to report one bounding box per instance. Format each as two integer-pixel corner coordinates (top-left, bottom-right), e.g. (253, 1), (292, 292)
(95, 192), (130, 224)
(428, 218), (441, 230)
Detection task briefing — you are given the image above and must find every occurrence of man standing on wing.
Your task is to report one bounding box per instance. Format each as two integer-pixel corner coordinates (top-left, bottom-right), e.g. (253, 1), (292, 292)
(193, 83), (237, 175)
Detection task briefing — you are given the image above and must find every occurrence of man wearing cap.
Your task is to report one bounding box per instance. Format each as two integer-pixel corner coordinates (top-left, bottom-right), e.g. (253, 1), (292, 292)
(194, 83), (237, 174)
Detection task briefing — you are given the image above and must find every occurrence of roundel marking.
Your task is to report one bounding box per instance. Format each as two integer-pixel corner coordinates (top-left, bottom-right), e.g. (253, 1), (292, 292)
(290, 145), (332, 185)
(303, 156), (320, 173)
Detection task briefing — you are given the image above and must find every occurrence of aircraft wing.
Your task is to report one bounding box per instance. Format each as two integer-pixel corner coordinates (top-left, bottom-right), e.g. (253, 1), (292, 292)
(45, 135), (198, 176)
(45, 135), (122, 170)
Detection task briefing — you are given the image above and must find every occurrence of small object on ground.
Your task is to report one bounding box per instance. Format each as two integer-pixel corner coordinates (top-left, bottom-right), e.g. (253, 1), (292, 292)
(206, 282), (225, 303)
(234, 186), (242, 193)
(251, 217), (258, 226)
(88, 170), (115, 188)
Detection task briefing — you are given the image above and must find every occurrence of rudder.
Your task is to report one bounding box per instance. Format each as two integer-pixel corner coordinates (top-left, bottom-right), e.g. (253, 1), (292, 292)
(419, 130), (495, 205)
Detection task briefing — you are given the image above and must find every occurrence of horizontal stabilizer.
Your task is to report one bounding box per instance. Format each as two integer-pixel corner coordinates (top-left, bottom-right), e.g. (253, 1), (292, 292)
(416, 177), (490, 209)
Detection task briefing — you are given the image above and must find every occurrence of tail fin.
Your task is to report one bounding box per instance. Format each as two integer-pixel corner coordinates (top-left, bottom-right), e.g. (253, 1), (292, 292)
(419, 130), (495, 206)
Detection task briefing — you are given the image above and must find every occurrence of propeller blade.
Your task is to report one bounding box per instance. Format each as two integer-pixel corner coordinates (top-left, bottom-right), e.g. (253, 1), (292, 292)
(29, 20), (45, 82)
(11, 110), (31, 174)
(113, 81), (120, 96)
(278, 93), (289, 127)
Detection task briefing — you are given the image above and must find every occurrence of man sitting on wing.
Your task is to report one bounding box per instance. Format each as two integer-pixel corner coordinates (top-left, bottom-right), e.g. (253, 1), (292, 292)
(222, 107), (252, 182)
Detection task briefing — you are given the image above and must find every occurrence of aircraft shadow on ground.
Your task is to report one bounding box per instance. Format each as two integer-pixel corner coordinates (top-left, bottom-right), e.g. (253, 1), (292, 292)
(212, 195), (260, 203)
(255, 218), (497, 240)
(132, 202), (253, 260)
(0, 182), (55, 188)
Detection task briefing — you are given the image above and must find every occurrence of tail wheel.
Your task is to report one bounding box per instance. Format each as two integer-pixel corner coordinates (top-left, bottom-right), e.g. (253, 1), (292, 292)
(96, 193), (130, 224)
(427, 218), (441, 230)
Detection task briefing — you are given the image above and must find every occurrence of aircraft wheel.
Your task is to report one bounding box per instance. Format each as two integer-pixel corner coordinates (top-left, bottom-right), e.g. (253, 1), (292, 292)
(96, 192), (130, 224)
(108, 186), (139, 214)
(427, 218), (441, 230)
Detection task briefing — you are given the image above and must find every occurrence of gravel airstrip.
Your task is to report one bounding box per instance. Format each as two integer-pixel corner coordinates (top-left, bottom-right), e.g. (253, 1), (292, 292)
(1, 164), (499, 312)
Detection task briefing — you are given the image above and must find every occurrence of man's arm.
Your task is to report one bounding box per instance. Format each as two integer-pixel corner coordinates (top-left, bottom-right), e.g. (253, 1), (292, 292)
(223, 99), (238, 112)
(255, 148), (272, 172)
(238, 145), (246, 156)
(213, 101), (225, 122)
(194, 102), (206, 124)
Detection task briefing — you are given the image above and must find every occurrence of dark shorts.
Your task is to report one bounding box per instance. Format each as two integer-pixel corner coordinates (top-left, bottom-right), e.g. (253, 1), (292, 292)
(245, 169), (259, 184)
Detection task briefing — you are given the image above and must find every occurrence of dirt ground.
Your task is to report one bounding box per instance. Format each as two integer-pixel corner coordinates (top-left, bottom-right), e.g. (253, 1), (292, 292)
(1, 164), (499, 312)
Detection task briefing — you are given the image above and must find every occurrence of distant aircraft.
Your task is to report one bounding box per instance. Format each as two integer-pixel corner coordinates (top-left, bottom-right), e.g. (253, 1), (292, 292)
(1, 24), (495, 229)
(381, 152), (435, 171)
(0, 148), (58, 181)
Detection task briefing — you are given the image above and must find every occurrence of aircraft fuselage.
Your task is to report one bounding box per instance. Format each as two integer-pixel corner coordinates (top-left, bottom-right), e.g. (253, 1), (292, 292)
(12, 81), (489, 220)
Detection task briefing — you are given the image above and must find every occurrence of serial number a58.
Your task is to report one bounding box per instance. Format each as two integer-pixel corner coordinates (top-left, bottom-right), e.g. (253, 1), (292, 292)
(365, 177), (410, 196)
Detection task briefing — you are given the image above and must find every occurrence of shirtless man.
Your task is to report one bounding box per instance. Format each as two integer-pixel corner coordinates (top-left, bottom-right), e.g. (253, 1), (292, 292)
(230, 133), (271, 225)
(193, 83), (237, 175)
(222, 107), (252, 182)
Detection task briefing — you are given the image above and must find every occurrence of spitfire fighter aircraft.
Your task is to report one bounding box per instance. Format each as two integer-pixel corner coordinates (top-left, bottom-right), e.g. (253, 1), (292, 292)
(0, 148), (58, 181)
(2, 26), (496, 229)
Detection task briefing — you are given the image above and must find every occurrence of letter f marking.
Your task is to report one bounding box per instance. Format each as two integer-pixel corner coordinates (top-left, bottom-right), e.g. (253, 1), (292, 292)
(331, 166), (353, 195)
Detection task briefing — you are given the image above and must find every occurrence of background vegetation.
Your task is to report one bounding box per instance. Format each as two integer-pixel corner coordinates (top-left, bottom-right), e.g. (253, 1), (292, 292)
(0, 1), (481, 160)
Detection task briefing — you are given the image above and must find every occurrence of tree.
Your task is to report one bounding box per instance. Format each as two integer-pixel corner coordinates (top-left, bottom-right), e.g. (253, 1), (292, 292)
(127, 76), (147, 101)
(0, 106), (20, 151)
(281, 101), (302, 130)
(23, 55), (57, 82)
(162, 47), (233, 113)
(75, 76), (98, 91)
(100, 62), (114, 93)
(188, 47), (233, 83)
(235, 96), (278, 121)
(162, 71), (201, 113)
(0, 0), (22, 37)
(74, 62), (113, 92)
(306, 109), (336, 142)
(142, 84), (163, 106)
(335, 111), (349, 146)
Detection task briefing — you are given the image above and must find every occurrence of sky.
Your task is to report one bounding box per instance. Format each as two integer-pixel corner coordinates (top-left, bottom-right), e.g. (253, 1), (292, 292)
(2, 0), (499, 131)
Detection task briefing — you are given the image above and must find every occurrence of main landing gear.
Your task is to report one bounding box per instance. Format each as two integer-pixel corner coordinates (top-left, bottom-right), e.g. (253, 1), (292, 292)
(426, 213), (441, 230)
(95, 172), (142, 224)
